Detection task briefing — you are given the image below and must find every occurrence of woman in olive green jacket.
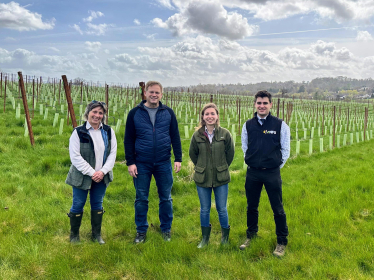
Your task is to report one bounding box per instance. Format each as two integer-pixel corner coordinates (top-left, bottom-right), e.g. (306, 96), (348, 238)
(189, 103), (235, 248)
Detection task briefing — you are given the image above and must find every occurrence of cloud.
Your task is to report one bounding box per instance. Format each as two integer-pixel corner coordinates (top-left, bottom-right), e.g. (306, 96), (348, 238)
(144, 33), (157, 40)
(83, 10), (104, 22)
(156, 0), (374, 31)
(134, 19), (140, 25)
(156, 0), (175, 9)
(152, 0), (258, 40)
(85, 41), (102, 52)
(48, 47), (60, 52)
(87, 23), (112, 35)
(356, 31), (373, 41)
(72, 24), (83, 35)
(104, 49), (110, 54)
(5, 37), (17, 42)
(0, 47), (102, 78)
(104, 36), (368, 85)
(0, 2), (55, 31)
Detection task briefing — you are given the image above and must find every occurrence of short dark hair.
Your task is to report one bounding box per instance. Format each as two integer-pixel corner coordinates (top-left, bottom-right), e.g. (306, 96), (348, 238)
(84, 101), (107, 123)
(254, 90), (272, 103)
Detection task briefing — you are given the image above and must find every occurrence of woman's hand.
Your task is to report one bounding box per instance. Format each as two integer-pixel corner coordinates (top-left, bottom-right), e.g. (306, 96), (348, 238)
(92, 171), (104, 182)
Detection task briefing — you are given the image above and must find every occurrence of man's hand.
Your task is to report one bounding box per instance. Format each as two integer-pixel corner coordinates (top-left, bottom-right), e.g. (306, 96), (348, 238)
(128, 164), (138, 178)
(92, 171), (104, 182)
(174, 162), (181, 173)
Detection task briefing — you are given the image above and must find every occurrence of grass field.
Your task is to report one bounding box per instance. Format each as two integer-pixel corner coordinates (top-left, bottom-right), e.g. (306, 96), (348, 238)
(1, 106), (374, 280)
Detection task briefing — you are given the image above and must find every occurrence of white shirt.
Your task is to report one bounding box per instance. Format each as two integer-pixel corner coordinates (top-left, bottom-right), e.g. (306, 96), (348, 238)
(69, 122), (117, 177)
(205, 126), (215, 143)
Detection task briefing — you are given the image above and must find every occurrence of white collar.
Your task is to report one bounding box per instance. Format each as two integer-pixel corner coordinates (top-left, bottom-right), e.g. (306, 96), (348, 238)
(86, 121), (103, 130)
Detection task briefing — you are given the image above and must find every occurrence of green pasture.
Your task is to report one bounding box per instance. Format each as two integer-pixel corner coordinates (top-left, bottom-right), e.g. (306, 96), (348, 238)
(1, 81), (374, 279)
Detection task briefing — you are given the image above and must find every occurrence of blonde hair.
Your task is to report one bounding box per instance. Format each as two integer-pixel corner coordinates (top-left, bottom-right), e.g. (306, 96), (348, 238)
(145, 81), (163, 93)
(198, 103), (220, 129)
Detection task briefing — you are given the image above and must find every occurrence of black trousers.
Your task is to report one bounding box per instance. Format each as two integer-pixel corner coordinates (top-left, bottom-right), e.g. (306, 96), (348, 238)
(245, 167), (288, 245)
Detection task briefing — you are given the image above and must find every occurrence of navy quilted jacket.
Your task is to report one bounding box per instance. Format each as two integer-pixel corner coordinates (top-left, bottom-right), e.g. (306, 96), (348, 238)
(124, 100), (182, 165)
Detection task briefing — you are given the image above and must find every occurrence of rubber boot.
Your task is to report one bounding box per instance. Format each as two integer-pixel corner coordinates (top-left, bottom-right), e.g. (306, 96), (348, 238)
(67, 212), (83, 243)
(221, 225), (230, 245)
(91, 209), (105, 245)
(197, 224), (211, 249)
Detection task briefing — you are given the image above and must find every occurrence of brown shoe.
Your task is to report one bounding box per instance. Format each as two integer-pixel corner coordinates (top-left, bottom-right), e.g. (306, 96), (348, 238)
(273, 244), (286, 257)
(239, 238), (251, 250)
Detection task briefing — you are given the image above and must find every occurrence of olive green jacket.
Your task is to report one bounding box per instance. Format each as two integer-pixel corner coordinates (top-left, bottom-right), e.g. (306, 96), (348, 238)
(189, 126), (235, 188)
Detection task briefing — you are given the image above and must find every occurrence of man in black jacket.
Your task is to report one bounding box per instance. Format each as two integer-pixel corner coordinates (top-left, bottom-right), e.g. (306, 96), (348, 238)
(240, 90), (290, 257)
(124, 81), (182, 244)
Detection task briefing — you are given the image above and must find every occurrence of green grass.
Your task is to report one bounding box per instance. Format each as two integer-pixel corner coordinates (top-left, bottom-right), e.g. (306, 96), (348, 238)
(1, 104), (374, 279)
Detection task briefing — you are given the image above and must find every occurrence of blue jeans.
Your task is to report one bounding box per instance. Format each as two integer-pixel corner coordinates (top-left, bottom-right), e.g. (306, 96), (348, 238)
(70, 181), (107, 213)
(133, 161), (173, 233)
(196, 184), (229, 228)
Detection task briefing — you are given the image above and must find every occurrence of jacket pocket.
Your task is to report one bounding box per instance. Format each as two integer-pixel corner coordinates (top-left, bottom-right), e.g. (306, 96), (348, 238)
(216, 163), (230, 182)
(193, 166), (206, 184)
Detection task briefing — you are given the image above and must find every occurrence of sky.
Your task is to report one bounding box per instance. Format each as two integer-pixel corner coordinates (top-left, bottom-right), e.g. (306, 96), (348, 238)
(0, 0), (374, 86)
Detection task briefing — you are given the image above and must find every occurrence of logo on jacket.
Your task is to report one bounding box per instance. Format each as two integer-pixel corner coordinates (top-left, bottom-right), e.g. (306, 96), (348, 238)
(263, 130), (277, 134)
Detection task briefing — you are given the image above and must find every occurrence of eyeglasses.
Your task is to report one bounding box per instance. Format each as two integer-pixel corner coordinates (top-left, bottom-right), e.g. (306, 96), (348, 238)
(256, 102), (269, 105)
(92, 100), (106, 106)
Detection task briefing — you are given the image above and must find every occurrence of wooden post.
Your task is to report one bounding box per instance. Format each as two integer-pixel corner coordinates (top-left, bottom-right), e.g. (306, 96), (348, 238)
(105, 84), (109, 125)
(0, 72), (2, 97)
(59, 79), (61, 105)
(36, 78), (39, 102)
(139, 82), (145, 101)
(3, 75), (7, 113)
(276, 98), (280, 117)
(32, 79), (35, 118)
(62, 75), (77, 128)
(364, 107), (368, 141)
(238, 98), (241, 135)
(333, 106), (336, 148)
(80, 81), (83, 104)
(322, 105), (325, 135)
(18, 72), (35, 146)
(210, 94), (213, 103)
(347, 108), (349, 132)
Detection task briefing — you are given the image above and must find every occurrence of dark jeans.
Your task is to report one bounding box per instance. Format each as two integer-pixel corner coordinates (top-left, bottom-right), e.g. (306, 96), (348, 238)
(133, 161), (173, 233)
(70, 181), (107, 213)
(245, 167), (288, 245)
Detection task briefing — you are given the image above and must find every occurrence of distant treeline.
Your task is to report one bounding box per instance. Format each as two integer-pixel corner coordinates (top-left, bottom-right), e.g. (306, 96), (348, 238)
(166, 76), (374, 99)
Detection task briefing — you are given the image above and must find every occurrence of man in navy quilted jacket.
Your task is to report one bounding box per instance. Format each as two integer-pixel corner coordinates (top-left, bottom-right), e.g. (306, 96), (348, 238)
(124, 81), (182, 244)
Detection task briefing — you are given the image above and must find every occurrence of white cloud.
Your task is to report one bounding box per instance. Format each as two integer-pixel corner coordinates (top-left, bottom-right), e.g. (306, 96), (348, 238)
(84, 41), (102, 52)
(5, 37), (17, 42)
(152, 0), (258, 40)
(104, 49), (110, 54)
(134, 19), (141, 25)
(48, 47), (60, 52)
(144, 33), (157, 40)
(103, 36), (369, 85)
(72, 24), (83, 35)
(83, 10), (104, 22)
(156, 0), (175, 9)
(0, 47), (103, 78)
(87, 23), (112, 35)
(0, 2), (55, 31)
(356, 31), (373, 42)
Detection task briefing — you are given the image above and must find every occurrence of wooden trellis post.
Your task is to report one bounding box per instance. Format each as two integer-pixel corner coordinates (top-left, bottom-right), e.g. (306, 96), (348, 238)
(3, 75), (7, 113)
(18, 72), (35, 146)
(105, 84), (109, 125)
(62, 75), (77, 128)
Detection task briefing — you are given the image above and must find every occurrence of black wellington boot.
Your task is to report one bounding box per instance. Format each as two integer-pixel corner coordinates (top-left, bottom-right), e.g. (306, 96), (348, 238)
(67, 212), (83, 243)
(221, 225), (230, 245)
(91, 209), (105, 245)
(197, 224), (211, 249)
